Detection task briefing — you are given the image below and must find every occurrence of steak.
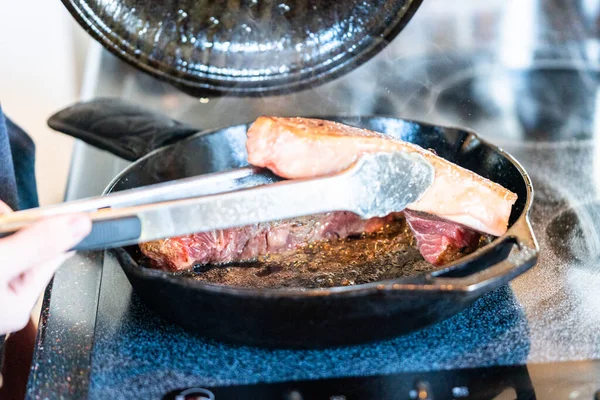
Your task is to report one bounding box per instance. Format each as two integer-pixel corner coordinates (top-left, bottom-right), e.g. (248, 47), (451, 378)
(403, 210), (481, 265)
(247, 116), (517, 237)
(141, 212), (396, 271)
(140, 117), (516, 271)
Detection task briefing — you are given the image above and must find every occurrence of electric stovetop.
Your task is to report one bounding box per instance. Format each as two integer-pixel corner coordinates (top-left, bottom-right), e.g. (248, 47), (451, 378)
(27, 6), (600, 399)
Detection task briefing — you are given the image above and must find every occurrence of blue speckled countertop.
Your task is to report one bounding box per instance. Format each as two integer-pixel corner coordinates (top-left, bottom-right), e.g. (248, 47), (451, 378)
(89, 261), (529, 399)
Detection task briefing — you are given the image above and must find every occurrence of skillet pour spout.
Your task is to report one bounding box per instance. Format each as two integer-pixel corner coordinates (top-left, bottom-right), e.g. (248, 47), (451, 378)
(49, 100), (538, 348)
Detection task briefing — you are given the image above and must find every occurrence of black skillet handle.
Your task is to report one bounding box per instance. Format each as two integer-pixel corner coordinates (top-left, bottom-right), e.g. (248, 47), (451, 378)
(431, 216), (539, 292)
(0, 216), (143, 252)
(48, 98), (200, 162)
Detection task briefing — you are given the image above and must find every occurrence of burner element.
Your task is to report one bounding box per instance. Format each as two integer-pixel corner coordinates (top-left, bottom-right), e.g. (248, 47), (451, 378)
(546, 202), (600, 265)
(432, 65), (599, 144)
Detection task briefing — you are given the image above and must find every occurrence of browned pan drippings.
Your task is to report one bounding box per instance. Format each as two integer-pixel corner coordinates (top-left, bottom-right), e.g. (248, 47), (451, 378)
(169, 218), (489, 289)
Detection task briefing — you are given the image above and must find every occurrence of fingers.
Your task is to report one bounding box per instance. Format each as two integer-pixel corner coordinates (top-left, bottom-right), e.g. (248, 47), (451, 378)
(8, 253), (73, 312)
(0, 200), (12, 215)
(0, 209), (91, 336)
(0, 214), (91, 281)
(1, 253), (74, 334)
(0, 301), (32, 334)
(8, 252), (72, 298)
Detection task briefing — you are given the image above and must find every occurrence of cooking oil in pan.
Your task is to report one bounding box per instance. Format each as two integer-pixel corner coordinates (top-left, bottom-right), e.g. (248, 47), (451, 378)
(183, 219), (438, 289)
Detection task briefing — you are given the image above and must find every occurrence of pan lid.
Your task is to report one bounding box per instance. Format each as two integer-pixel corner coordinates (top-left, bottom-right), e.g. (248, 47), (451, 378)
(62, 0), (422, 97)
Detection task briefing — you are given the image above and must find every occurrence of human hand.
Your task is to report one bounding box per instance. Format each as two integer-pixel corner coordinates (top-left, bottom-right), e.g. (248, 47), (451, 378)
(0, 201), (91, 335)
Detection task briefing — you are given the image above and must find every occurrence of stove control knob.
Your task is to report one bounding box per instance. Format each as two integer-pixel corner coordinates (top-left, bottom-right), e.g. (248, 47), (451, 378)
(409, 380), (433, 400)
(175, 388), (215, 400)
(285, 390), (303, 400)
(452, 386), (470, 398)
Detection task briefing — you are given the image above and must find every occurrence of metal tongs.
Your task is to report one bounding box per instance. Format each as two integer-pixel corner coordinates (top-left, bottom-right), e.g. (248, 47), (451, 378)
(0, 152), (434, 251)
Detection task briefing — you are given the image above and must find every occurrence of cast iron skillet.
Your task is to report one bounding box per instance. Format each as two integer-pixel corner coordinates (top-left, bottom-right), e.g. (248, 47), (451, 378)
(60, 0), (422, 97)
(49, 99), (538, 348)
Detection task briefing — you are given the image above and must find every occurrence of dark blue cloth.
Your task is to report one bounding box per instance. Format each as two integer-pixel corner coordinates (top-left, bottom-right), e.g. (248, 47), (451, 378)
(0, 103), (39, 372)
(0, 104), (39, 210)
(6, 117), (39, 210)
(0, 104), (19, 211)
